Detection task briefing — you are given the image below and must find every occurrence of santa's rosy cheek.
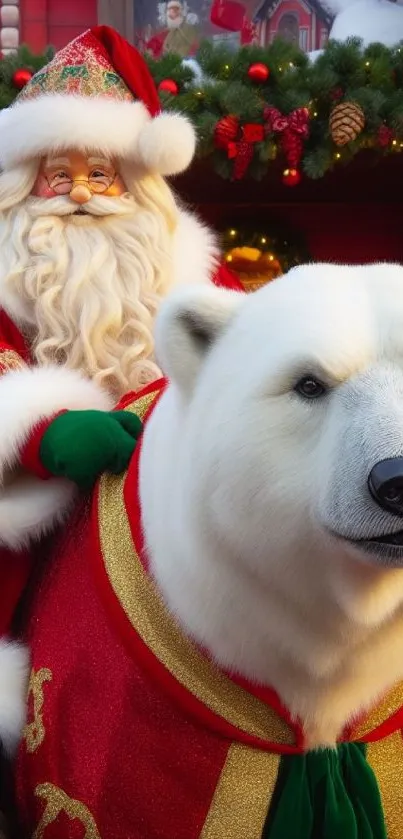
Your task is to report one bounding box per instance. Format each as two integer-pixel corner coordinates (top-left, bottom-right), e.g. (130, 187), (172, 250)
(31, 174), (56, 198)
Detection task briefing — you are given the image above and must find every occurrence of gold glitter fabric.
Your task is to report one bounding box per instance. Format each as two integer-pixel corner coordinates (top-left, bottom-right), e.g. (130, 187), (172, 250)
(353, 681), (403, 739)
(18, 30), (134, 105)
(0, 348), (26, 374)
(98, 389), (295, 748)
(33, 783), (101, 839)
(200, 744), (280, 839)
(366, 731), (403, 838)
(24, 668), (53, 755)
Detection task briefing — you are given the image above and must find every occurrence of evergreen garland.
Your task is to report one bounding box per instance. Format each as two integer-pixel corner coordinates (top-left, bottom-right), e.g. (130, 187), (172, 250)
(0, 45), (53, 109)
(146, 37), (403, 182)
(1, 39), (403, 181)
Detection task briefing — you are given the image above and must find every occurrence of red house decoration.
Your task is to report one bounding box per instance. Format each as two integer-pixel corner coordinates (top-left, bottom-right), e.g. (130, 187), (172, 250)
(254, 0), (332, 51)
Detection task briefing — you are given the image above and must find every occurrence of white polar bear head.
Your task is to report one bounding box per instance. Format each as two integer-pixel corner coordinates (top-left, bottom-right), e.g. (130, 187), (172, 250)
(140, 262), (403, 744)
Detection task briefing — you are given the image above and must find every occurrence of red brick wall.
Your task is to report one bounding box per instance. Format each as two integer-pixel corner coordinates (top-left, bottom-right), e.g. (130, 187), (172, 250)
(20, 0), (97, 52)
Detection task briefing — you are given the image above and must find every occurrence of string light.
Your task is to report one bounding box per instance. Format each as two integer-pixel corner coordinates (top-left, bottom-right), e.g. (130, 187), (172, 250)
(229, 229), (237, 237)
(365, 61), (370, 67)
(260, 237), (267, 244)
(392, 139), (398, 146)
(335, 152), (341, 160)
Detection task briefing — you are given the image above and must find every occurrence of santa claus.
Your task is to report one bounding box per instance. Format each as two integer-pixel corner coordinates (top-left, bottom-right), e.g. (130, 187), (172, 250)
(147, 1), (200, 58)
(0, 25), (242, 762)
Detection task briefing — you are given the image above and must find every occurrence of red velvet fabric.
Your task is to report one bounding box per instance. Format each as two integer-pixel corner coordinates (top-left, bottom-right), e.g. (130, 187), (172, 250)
(90, 25), (161, 117)
(20, 412), (67, 481)
(15, 498), (230, 839)
(0, 311), (33, 635)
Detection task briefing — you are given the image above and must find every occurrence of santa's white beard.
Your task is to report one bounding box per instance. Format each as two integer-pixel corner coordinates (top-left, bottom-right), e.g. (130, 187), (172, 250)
(167, 13), (185, 28)
(0, 194), (174, 399)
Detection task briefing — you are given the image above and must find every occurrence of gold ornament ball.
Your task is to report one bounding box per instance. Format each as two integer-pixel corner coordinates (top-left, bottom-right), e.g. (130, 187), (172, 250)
(329, 101), (365, 147)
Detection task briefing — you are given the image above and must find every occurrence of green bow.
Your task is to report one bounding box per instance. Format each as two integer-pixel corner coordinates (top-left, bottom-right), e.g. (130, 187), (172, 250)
(263, 743), (387, 839)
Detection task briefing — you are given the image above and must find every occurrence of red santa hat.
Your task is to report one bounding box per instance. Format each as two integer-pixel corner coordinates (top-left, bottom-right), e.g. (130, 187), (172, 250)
(0, 26), (196, 176)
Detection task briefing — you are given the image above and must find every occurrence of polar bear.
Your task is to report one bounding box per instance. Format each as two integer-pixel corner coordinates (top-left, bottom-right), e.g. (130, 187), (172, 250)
(14, 262), (403, 838)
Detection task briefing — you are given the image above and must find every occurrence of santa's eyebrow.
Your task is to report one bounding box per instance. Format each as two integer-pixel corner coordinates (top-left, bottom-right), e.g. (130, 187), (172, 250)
(46, 157), (71, 167)
(87, 157), (112, 167)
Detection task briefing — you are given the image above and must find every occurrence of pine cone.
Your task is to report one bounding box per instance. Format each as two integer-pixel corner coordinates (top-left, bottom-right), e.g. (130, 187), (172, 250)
(329, 102), (365, 147)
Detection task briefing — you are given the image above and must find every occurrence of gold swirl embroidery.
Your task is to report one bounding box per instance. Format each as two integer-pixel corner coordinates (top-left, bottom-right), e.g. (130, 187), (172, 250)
(0, 350), (26, 374)
(33, 783), (101, 839)
(24, 668), (52, 754)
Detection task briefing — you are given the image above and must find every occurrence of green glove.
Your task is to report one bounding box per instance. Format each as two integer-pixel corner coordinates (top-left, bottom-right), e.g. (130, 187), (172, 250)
(40, 410), (143, 490)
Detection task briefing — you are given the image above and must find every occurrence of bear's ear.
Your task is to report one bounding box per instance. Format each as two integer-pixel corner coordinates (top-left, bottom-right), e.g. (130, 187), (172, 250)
(155, 285), (243, 394)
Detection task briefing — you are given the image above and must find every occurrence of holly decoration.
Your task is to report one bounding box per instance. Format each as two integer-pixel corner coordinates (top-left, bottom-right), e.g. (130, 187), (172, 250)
(248, 62), (270, 83)
(158, 78), (179, 95)
(377, 124), (394, 148)
(329, 101), (365, 146)
(12, 68), (33, 90)
(214, 116), (264, 179)
(264, 107), (309, 184)
(214, 115), (239, 150)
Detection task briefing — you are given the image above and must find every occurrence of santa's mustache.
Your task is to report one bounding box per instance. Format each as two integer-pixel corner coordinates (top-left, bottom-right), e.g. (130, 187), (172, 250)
(25, 192), (137, 218)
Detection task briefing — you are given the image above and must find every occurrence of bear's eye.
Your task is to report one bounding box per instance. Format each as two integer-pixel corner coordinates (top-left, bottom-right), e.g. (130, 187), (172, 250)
(294, 376), (327, 399)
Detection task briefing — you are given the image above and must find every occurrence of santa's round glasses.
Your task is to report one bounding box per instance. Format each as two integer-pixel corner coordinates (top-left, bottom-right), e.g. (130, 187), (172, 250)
(46, 172), (117, 195)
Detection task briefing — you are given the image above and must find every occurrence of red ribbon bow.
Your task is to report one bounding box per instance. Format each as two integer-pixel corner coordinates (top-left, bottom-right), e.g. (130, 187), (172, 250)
(264, 107), (310, 138)
(263, 107), (310, 170)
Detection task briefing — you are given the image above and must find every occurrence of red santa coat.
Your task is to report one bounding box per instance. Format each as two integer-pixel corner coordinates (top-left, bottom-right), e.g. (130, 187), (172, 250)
(0, 310), (112, 640)
(15, 381), (403, 839)
(0, 256), (242, 638)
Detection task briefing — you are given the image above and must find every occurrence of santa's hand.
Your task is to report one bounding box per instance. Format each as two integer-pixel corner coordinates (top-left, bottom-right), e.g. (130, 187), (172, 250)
(39, 410), (143, 490)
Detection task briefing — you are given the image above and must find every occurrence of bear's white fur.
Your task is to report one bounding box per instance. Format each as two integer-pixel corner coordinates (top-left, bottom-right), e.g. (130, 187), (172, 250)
(140, 263), (403, 749)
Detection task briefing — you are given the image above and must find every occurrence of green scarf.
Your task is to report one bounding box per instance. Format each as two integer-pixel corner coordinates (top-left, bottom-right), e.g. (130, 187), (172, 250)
(263, 742), (387, 839)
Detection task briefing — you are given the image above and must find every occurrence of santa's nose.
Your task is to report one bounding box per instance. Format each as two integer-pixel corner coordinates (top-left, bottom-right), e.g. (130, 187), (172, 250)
(69, 184), (92, 204)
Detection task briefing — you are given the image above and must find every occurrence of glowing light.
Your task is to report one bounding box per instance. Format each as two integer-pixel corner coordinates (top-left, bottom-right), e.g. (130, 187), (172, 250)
(229, 229), (237, 237)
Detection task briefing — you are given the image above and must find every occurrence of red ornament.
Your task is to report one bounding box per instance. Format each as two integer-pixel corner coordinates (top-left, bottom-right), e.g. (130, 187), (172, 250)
(214, 115), (239, 150)
(378, 124), (394, 148)
(282, 168), (301, 187)
(331, 87), (344, 101)
(248, 62), (270, 83)
(158, 79), (179, 95)
(12, 68), (33, 90)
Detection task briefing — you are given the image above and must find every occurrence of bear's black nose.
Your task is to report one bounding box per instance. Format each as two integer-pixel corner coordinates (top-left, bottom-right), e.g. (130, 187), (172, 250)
(368, 458), (403, 515)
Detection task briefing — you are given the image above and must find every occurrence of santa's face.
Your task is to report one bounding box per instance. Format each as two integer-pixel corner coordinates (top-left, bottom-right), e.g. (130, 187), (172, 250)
(31, 150), (127, 216)
(0, 154), (176, 398)
(167, 2), (184, 28)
